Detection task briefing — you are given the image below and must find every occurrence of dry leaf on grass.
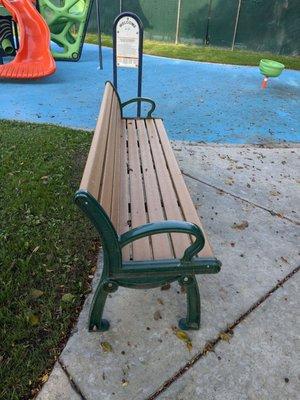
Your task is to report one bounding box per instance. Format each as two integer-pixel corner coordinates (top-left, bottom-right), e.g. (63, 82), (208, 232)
(61, 293), (75, 303)
(30, 289), (44, 299)
(27, 313), (39, 326)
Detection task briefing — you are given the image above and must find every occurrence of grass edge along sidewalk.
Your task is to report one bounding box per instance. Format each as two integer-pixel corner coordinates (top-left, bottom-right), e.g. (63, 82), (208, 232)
(86, 34), (300, 71)
(0, 120), (97, 400)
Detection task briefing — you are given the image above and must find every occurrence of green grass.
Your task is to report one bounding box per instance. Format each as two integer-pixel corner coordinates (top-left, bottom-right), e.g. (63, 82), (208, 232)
(0, 120), (96, 400)
(86, 33), (300, 70)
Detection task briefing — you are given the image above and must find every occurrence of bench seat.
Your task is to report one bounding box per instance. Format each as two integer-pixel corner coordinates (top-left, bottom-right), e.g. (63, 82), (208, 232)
(113, 117), (213, 262)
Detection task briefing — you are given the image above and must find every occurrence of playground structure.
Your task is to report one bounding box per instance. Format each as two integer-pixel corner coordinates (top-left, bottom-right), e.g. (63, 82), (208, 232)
(38, 0), (95, 62)
(0, 0), (55, 78)
(259, 59), (285, 89)
(0, 1), (289, 84)
(0, 5), (18, 59)
(0, 0), (102, 78)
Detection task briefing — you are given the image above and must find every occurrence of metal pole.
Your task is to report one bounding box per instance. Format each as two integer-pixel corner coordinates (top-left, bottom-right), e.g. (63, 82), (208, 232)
(113, 17), (117, 89)
(175, 0), (181, 45)
(120, 0), (122, 13)
(13, 20), (19, 50)
(205, 0), (213, 45)
(137, 23), (143, 117)
(96, 0), (103, 69)
(231, 0), (242, 51)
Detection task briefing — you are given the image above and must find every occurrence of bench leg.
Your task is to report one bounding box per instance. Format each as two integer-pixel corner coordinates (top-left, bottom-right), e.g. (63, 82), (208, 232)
(178, 276), (201, 330)
(88, 280), (118, 332)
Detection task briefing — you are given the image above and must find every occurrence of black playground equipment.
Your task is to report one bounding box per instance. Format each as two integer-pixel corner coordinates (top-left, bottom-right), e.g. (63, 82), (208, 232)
(0, 14), (19, 64)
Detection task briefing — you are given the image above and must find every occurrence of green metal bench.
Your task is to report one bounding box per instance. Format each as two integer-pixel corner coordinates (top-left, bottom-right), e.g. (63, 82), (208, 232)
(75, 81), (221, 332)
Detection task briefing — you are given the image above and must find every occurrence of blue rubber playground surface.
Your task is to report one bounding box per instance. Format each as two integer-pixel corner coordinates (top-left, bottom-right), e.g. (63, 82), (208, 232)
(1, 44), (299, 143)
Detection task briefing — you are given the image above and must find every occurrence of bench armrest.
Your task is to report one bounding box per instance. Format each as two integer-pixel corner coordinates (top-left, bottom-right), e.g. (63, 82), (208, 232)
(121, 97), (156, 118)
(119, 220), (205, 262)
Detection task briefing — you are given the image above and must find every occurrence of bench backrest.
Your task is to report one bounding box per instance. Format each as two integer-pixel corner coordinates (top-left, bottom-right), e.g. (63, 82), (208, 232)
(79, 81), (121, 210)
(75, 82), (123, 273)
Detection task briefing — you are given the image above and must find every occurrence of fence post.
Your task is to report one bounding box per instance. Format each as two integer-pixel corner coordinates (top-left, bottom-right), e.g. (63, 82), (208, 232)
(205, 0), (213, 45)
(96, 0), (103, 69)
(231, 0), (242, 51)
(175, 0), (182, 44)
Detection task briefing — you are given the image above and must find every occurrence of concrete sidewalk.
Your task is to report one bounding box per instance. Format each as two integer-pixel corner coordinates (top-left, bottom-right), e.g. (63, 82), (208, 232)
(37, 143), (300, 400)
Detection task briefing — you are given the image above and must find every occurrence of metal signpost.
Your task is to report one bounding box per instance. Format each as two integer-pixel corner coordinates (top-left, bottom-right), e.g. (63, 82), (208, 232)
(113, 12), (144, 117)
(95, 0), (103, 70)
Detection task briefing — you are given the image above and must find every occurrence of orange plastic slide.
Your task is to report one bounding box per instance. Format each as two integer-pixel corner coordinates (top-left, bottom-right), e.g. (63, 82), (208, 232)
(0, 0), (56, 79)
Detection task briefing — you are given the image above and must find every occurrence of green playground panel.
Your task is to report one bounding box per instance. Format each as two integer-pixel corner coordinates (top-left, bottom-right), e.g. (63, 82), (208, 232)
(39, 0), (94, 61)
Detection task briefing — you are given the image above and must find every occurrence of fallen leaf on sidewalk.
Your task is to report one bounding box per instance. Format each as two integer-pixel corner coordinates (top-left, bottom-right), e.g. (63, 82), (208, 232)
(231, 220), (249, 230)
(40, 374), (49, 383)
(270, 190), (281, 196)
(175, 330), (193, 351)
(280, 256), (289, 264)
(219, 332), (232, 342)
(101, 341), (113, 352)
(225, 177), (234, 186)
(176, 330), (190, 341)
(275, 212), (284, 218)
(186, 341), (193, 352)
(203, 342), (214, 355)
(153, 310), (162, 320)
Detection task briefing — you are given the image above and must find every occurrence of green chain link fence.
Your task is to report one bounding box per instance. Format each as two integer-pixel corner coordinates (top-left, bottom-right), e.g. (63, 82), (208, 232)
(87, 0), (299, 55)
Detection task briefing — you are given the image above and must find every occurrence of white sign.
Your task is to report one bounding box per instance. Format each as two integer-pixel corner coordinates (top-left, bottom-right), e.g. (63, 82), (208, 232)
(116, 16), (140, 68)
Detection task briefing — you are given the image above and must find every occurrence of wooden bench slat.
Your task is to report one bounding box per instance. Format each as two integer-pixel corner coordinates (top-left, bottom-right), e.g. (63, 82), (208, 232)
(145, 119), (191, 259)
(118, 120), (131, 261)
(127, 120), (152, 261)
(136, 119), (174, 260)
(110, 106), (122, 228)
(99, 95), (119, 216)
(154, 119), (213, 258)
(79, 83), (113, 197)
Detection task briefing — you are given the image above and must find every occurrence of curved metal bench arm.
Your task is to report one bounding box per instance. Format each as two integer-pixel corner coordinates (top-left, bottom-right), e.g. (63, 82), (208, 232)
(119, 220), (205, 262)
(121, 97), (156, 118)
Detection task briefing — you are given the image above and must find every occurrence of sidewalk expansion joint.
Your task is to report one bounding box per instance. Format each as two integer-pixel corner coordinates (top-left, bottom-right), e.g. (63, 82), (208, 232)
(58, 359), (87, 400)
(146, 265), (300, 400)
(182, 170), (299, 226)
